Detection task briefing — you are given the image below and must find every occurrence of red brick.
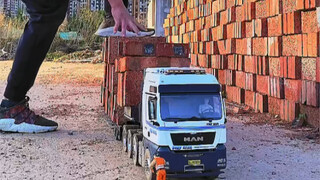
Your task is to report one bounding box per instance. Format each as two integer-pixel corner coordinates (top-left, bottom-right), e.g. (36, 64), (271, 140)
(117, 73), (124, 107)
(302, 33), (319, 57)
(244, 56), (256, 73)
(256, 75), (269, 95)
(268, 36), (282, 57)
(190, 54), (198, 66)
(305, 0), (320, 9)
(237, 55), (245, 71)
(102, 39), (108, 62)
(236, 39), (247, 55)
(245, 73), (256, 91)
(211, 55), (228, 69)
(283, 11), (302, 35)
(296, 0), (305, 10)
(301, 80), (320, 107)
(302, 10), (319, 33)
(269, 57), (282, 77)
(226, 23), (234, 39)
(268, 15), (283, 36)
(282, 34), (303, 56)
(108, 65), (118, 92)
(255, 93), (268, 113)
(234, 87), (245, 104)
(268, 96), (282, 115)
(228, 6), (237, 23)
(282, 56), (302, 79)
(228, 55), (237, 70)
(284, 79), (302, 102)
(108, 37), (166, 64)
(170, 58), (191, 67)
(199, 42), (205, 54)
(252, 37), (268, 56)
(282, 0), (297, 13)
(226, 0), (236, 8)
(300, 105), (320, 128)
(120, 41), (155, 56)
(226, 70), (236, 86)
(217, 39), (236, 55)
(118, 57), (170, 72)
(236, 71), (246, 89)
(269, 77), (285, 99)
(218, 69), (227, 85)
(206, 41), (219, 55)
(256, 0), (268, 18)
(254, 18), (268, 37)
(244, 2), (256, 21)
(236, 6), (245, 22)
(226, 85), (234, 101)
(245, 21), (254, 38)
(267, 0), (282, 17)
(220, 10), (228, 25)
(301, 58), (317, 81)
(198, 54), (210, 68)
(256, 56), (269, 75)
(245, 90), (256, 108)
(123, 71), (143, 106)
(280, 100), (299, 122)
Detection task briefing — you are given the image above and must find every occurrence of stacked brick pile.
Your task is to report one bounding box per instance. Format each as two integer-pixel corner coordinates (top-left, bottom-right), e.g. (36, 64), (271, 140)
(102, 37), (190, 125)
(164, 0), (320, 127)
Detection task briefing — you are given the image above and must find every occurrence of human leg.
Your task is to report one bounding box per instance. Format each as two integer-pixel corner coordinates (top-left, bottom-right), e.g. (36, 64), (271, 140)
(0, 0), (69, 133)
(4, 0), (69, 102)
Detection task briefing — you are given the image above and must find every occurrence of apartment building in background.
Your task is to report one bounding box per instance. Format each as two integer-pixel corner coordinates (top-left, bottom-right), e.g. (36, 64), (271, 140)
(68, 0), (105, 17)
(0, 0), (26, 17)
(0, 0), (153, 29)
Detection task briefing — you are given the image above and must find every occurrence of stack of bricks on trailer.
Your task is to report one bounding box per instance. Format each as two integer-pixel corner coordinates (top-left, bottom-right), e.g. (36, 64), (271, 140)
(101, 37), (190, 125)
(164, 0), (320, 127)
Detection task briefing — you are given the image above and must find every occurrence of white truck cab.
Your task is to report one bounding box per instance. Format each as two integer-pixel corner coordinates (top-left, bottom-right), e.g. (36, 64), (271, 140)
(139, 67), (227, 178)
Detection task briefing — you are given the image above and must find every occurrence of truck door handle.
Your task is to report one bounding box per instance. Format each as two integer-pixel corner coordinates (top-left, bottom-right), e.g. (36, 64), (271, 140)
(148, 132), (150, 137)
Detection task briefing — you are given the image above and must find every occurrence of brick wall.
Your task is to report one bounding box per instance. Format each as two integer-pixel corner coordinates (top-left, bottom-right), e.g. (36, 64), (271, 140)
(164, 0), (320, 127)
(102, 37), (190, 125)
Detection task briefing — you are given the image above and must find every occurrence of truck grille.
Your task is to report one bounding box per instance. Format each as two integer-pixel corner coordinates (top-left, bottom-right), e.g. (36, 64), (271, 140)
(171, 132), (215, 145)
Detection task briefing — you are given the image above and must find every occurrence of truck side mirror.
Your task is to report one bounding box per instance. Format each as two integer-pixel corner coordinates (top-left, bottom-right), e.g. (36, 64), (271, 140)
(152, 121), (160, 126)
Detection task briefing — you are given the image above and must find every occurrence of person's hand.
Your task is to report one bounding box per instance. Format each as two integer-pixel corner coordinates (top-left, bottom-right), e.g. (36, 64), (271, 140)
(111, 3), (146, 36)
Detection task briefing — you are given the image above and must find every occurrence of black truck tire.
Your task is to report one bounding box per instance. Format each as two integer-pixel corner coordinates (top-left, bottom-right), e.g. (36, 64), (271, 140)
(122, 125), (139, 152)
(127, 129), (140, 158)
(138, 140), (144, 166)
(132, 133), (143, 166)
(114, 126), (122, 141)
(144, 149), (156, 180)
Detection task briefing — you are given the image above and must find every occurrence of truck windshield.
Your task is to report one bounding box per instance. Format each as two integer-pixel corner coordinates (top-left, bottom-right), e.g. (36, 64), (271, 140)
(160, 93), (222, 121)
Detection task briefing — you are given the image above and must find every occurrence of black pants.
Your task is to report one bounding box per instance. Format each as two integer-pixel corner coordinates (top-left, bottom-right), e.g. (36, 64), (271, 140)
(4, 0), (129, 102)
(4, 0), (69, 102)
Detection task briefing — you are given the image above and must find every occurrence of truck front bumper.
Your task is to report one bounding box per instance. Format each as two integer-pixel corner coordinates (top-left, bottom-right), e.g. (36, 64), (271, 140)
(157, 144), (226, 178)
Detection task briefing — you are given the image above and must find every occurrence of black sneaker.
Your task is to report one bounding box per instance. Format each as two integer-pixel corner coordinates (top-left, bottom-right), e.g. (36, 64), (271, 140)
(0, 97), (58, 133)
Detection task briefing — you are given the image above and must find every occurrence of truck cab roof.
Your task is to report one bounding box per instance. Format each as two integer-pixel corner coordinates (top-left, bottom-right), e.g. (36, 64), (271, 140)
(145, 67), (220, 86)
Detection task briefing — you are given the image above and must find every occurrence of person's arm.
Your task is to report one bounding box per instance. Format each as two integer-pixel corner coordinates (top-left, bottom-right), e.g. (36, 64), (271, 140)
(150, 159), (156, 173)
(108, 0), (146, 36)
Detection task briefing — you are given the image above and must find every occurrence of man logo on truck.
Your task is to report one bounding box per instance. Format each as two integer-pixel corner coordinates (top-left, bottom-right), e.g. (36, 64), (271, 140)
(184, 137), (204, 142)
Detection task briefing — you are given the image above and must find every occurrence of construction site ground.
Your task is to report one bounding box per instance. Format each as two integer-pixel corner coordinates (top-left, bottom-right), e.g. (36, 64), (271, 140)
(0, 61), (319, 180)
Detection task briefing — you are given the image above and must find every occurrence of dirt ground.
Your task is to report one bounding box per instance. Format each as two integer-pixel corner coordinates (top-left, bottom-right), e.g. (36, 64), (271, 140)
(0, 61), (319, 180)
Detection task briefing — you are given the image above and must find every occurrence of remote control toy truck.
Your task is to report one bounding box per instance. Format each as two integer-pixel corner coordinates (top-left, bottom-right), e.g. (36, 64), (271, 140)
(111, 67), (227, 179)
